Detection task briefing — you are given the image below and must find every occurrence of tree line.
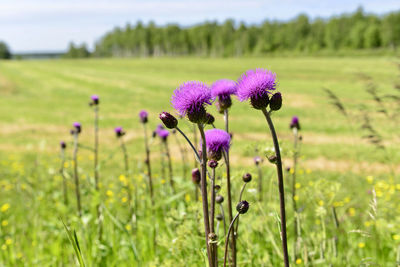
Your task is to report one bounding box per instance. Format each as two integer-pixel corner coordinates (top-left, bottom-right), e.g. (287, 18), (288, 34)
(91, 7), (400, 58)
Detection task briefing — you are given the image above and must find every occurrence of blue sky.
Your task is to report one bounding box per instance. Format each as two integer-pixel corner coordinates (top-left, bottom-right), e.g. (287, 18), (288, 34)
(0, 0), (399, 52)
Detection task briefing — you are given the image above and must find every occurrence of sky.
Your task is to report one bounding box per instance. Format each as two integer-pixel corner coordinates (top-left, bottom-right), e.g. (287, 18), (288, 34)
(0, 0), (399, 53)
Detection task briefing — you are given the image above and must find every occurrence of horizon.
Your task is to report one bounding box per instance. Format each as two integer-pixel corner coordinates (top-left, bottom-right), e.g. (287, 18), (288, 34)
(1, 0), (399, 53)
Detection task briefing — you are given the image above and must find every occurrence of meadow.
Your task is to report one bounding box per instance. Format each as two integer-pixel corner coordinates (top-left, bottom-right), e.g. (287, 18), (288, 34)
(0, 57), (399, 266)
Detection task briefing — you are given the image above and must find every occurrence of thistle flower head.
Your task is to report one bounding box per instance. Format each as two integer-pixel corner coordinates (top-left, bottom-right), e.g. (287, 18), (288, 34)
(115, 126), (125, 138)
(72, 122), (81, 134)
(139, 110), (148, 124)
(60, 141), (66, 149)
(203, 129), (230, 161)
(211, 79), (237, 110)
(254, 156), (262, 165)
(159, 112), (178, 129)
(290, 116), (301, 130)
(236, 200), (250, 214)
(237, 69), (277, 109)
(171, 81), (213, 123)
(90, 94), (99, 105)
(216, 195), (224, 204)
(157, 129), (170, 141)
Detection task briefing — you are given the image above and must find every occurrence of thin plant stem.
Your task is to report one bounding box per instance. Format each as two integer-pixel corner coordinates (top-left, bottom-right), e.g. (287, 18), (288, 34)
(219, 204), (227, 237)
(120, 137), (135, 230)
(173, 131), (188, 179)
(60, 148), (68, 206)
(143, 124), (154, 204)
(234, 183), (247, 237)
(210, 167), (217, 266)
(193, 124), (198, 167)
(261, 108), (290, 267)
(73, 133), (82, 217)
(93, 106), (103, 240)
(176, 127), (200, 163)
(257, 164), (263, 202)
(292, 127), (299, 258)
(223, 213), (240, 267)
(163, 140), (175, 193)
(332, 206), (339, 257)
(198, 124), (214, 267)
(224, 109), (236, 267)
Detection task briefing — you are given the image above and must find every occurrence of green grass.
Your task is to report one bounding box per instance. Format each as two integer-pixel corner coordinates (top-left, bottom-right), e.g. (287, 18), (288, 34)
(0, 57), (399, 266)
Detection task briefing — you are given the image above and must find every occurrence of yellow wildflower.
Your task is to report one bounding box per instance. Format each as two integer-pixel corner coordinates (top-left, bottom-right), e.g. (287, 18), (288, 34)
(106, 190), (113, 197)
(125, 224), (131, 231)
(366, 176), (373, 184)
(293, 195), (299, 201)
(393, 234), (400, 241)
(296, 258), (302, 264)
(161, 179), (166, 184)
(295, 183), (301, 189)
(185, 194), (191, 203)
(358, 242), (365, 248)
(348, 208), (355, 216)
(1, 220), (8, 227)
(306, 169), (312, 174)
(1, 203), (10, 212)
(5, 239), (12, 245)
(121, 197), (128, 203)
(318, 200), (324, 206)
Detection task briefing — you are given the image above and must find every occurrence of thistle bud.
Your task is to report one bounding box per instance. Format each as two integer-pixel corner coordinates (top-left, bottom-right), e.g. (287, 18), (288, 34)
(208, 160), (218, 168)
(159, 112), (178, 129)
(268, 154), (278, 164)
(192, 168), (201, 184)
(269, 92), (282, 111)
(216, 214), (223, 221)
(242, 173), (252, 183)
(250, 94), (269, 110)
(216, 195), (224, 204)
(236, 200), (250, 214)
(290, 116), (300, 130)
(205, 113), (215, 125)
(187, 105), (207, 124)
(214, 185), (221, 192)
(254, 156), (262, 165)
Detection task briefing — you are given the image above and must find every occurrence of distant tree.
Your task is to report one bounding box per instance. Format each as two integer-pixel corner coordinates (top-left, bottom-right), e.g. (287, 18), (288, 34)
(64, 42), (90, 58)
(0, 41), (11, 59)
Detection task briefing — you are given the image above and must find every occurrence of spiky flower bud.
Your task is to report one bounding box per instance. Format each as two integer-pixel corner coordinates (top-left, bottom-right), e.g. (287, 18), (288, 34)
(250, 94), (270, 110)
(216, 195), (224, 204)
(159, 112), (178, 129)
(139, 110), (148, 124)
(236, 200), (250, 214)
(208, 160), (218, 168)
(205, 113), (215, 125)
(71, 122), (81, 134)
(192, 168), (201, 184)
(268, 154), (278, 164)
(269, 92), (282, 111)
(242, 173), (252, 183)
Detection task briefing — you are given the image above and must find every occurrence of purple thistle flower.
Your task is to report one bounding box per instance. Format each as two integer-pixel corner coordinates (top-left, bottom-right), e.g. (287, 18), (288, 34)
(203, 128), (231, 161)
(157, 129), (170, 141)
(159, 112), (178, 129)
(237, 69), (277, 109)
(290, 116), (300, 130)
(60, 141), (66, 149)
(254, 156), (262, 165)
(90, 95), (99, 105)
(139, 110), (148, 124)
(73, 122), (81, 134)
(191, 168), (201, 184)
(211, 79), (237, 111)
(171, 81), (213, 123)
(115, 126), (125, 137)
